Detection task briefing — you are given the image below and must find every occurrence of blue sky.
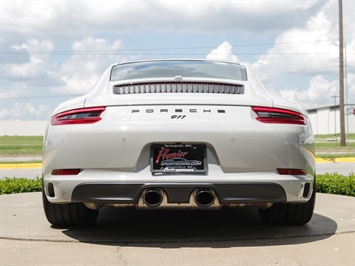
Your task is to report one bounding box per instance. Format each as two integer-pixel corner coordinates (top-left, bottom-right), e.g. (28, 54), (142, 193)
(1, 0), (354, 120)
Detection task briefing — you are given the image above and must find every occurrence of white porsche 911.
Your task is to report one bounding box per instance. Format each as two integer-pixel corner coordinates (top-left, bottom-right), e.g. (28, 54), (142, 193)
(42, 59), (316, 227)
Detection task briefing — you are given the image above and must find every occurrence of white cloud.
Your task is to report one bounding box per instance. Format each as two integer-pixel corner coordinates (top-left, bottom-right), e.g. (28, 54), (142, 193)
(278, 75), (338, 109)
(248, 0), (355, 108)
(4, 39), (55, 80)
(1, 38), (64, 106)
(206, 42), (239, 63)
(250, 10), (338, 78)
(12, 38), (54, 60)
(1, 37), (129, 106)
(51, 37), (129, 95)
(0, 102), (51, 120)
(1, 0), (354, 121)
(0, 83), (32, 99)
(252, 0), (354, 74)
(2, 1), (324, 36)
(278, 72), (355, 109)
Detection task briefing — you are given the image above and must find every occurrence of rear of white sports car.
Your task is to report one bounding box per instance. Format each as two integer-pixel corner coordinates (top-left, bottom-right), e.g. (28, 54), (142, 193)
(42, 60), (316, 227)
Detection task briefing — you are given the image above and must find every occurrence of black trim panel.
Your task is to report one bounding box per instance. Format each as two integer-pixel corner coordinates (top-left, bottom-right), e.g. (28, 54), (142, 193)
(72, 183), (286, 204)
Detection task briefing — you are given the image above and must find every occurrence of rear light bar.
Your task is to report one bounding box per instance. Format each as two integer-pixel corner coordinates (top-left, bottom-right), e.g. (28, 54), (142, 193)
(52, 169), (81, 175)
(252, 106), (306, 125)
(277, 168), (306, 175)
(51, 107), (106, 126)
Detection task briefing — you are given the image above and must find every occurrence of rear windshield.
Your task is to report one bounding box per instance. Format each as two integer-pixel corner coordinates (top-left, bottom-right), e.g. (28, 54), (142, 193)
(110, 60), (247, 81)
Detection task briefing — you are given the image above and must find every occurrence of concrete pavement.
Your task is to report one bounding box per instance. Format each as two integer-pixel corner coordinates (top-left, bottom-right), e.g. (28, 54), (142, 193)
(0, 192), (354, 265)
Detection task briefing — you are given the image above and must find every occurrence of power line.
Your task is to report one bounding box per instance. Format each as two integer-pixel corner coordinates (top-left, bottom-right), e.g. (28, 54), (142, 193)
(1, 52), (343, 57)
(1, 40), (335, 55)
(0, 94), (82, 100)
(262, 66), (339, 77)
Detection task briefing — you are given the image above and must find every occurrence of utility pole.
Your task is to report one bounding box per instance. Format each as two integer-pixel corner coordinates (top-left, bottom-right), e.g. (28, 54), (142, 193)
(331, 96), (339, 139)
(338, 0), (346, 146)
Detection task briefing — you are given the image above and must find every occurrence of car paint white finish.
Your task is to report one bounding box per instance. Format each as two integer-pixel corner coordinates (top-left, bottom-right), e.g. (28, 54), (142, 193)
(42, 59), (316, 226)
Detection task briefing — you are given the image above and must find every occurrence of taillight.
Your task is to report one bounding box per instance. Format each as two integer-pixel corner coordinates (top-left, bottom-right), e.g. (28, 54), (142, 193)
(51, 107), (106, 126)
(277, 168), (306, 175)
(52, 169), (81, 175)
(252, 106), (306, 125)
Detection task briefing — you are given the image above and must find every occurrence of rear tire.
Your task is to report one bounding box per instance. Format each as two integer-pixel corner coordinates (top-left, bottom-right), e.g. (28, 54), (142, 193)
(42, 185), (98, 227)
(259, 181), (316, 225)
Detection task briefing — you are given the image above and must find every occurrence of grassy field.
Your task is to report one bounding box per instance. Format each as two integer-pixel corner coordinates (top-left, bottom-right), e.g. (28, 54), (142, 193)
(314, 134), (354, 158)
(314, 133), (355, 144)
(0, 136), (43, 155)
(0, 135), (354, 158)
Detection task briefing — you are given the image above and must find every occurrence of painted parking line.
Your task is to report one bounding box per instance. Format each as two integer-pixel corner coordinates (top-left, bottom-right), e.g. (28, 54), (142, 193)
(335, 158), (355, 163)
(0, 163), (42, 169)
(315, 158), (355, 163)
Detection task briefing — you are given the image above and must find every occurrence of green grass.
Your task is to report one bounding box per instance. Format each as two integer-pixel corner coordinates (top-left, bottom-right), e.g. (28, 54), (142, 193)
(314, 134), (355, 150)
(314, 133), (355, 141)
(0, 177), (42, 195)
(0, 161), (42, 164)
(316, 173), (355, 197)
(315, 142), (354, 149)
(316, 153), (355, 159)
(0, 136), (43, 155)
(314, 134), (355, 158)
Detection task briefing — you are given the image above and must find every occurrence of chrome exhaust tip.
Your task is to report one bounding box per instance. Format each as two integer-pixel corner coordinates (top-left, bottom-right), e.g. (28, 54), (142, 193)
(194, 189), (215, 207)
(143, 189), (163, 207)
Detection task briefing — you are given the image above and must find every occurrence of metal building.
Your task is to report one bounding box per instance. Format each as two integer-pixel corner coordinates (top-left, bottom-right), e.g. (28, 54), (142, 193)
(307, 104), (355, 135)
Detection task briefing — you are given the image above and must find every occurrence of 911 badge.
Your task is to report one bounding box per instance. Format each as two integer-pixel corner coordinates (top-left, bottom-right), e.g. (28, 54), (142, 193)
(171, 115), (186, 119)
(151, 144), (207, 174)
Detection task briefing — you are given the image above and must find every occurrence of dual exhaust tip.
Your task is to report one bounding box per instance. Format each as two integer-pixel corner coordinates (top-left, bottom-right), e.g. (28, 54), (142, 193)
(143, 189), (164, 207)
(142, 188), (216, 208)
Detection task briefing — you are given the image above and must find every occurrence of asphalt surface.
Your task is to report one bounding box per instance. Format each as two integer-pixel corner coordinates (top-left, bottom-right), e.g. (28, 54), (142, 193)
(0, 192), (354, 265)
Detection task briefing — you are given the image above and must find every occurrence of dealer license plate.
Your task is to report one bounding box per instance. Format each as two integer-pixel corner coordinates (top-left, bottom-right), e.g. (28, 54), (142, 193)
(151, 144), (207, 174)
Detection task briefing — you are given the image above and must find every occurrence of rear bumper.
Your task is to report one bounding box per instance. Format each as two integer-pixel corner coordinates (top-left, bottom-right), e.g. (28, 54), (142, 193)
(43, 165), (314, 205)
